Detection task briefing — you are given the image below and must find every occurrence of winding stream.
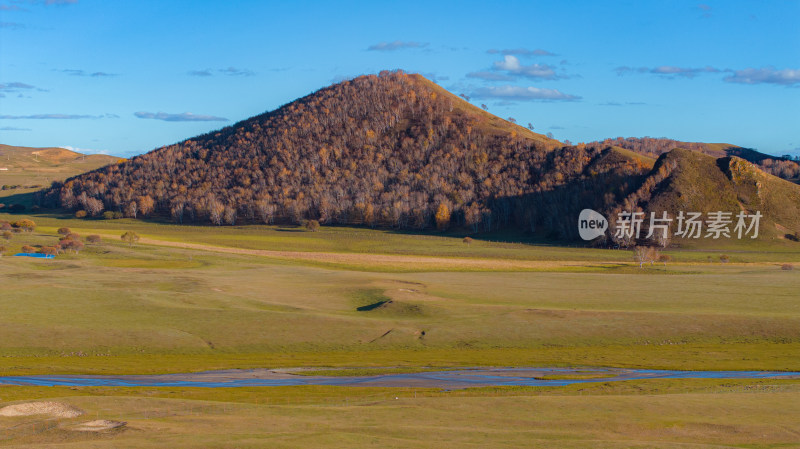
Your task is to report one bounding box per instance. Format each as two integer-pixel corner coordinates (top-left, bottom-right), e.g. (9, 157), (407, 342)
(0, 367), (798, 389)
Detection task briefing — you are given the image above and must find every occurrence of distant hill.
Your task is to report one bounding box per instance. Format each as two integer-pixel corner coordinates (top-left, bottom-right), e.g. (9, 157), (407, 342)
(0, 144), (123, 188)
(587, 137), (800, 184)
(40, 71), (800, 243)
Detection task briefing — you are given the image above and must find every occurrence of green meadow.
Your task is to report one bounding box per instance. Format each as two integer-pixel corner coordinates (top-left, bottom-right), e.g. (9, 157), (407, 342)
(1, 209), (799, 447)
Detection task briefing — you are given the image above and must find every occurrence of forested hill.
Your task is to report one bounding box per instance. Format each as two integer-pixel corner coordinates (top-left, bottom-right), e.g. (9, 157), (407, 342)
(41, 71), (800, 241)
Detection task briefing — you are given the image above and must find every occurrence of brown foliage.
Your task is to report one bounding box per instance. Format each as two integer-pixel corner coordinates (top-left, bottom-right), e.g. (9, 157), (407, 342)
(44, 72), (648, 237)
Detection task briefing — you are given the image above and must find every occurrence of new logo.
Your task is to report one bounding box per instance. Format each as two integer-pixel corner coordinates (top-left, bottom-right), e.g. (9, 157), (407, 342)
(578, 209), (608, 240)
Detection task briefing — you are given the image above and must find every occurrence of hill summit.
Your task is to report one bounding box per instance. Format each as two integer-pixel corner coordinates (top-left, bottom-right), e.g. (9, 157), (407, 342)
(42, 71), (800, 242)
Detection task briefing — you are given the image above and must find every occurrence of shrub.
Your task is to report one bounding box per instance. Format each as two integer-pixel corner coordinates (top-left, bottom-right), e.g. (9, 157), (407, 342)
(0, 245), (6, 255)
(304, 219), (320, 232)
(12, 219), (35, 232)
(719, 254), (730, 263)
(60, 233), (80, 241)
(57, 227), (71, 236)
(781, 263), (794, 271)
(60, 239), (84, 253)
(1, 231), (11, 240)
(21, 245), (36, 253)
(463, 236), (473, 246)
(0, 221), (10, 231)
(75, 210), (88, 218)
(103, 211), (116, 220)
(86, 235), (101, 244)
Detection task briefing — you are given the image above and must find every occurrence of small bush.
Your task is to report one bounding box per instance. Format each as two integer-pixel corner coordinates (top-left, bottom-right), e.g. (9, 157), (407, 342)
(1, 231), (11, 240)
(21, 245), (36, 253)
(86, 235), (101, 244)
(781, 263), (794, 271)
(719, 254), (730, 263)
(102, 211), (124, 219)
(57, 227), (71, 236)
(74, 210), (87, 218)
(304, 219), (320, 232)
(463, 236), (473, 246)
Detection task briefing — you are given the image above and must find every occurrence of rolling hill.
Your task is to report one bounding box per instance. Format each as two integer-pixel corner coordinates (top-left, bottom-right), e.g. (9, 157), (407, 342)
(40, 71), (800, 243)
(0, 144), (123, 188)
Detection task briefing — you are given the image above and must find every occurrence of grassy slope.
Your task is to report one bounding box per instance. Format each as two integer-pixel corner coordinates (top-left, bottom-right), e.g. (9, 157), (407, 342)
(412, 75), (563, 148)
(0, 144), (122, 191)
(646, 148), (800, 240)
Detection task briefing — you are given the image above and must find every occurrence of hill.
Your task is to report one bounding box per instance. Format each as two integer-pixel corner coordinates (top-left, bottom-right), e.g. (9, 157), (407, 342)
(609, 148), (800, 242)
(587, 137), (800, 184)
(0, 144), (123, 188)
(40, 71), (800, 242)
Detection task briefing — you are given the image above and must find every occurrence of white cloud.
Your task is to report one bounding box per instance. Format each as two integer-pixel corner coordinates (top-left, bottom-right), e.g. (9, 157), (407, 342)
(367, 41), (428, 51)
(723, 67), (800, 86)
(134, 111), (229, 122)
(471, 85), (580, 101)
(491, 55), (563, 80)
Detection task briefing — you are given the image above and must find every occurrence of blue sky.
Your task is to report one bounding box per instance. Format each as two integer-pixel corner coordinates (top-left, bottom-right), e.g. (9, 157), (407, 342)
(1, 0), (798, 157)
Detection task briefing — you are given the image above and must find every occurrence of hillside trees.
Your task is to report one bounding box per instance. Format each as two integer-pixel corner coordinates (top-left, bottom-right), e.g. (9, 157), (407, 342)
(43, 71), (645, 235)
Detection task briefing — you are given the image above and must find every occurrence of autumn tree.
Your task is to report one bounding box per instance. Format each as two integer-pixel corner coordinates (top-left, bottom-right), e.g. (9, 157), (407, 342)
(138, 195), (155, 217)
(57, 227), (71, 236)
(435, 203), (451, 231)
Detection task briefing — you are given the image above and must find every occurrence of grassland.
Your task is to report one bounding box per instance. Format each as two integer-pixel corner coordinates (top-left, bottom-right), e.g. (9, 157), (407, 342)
(1, 210), (799, 375)
(1, 379), (799, 447)
(1, 208), (799, 446)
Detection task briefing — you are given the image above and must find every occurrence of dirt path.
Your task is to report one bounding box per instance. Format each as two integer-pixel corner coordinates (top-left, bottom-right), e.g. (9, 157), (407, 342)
(96, 233), (624, 270)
